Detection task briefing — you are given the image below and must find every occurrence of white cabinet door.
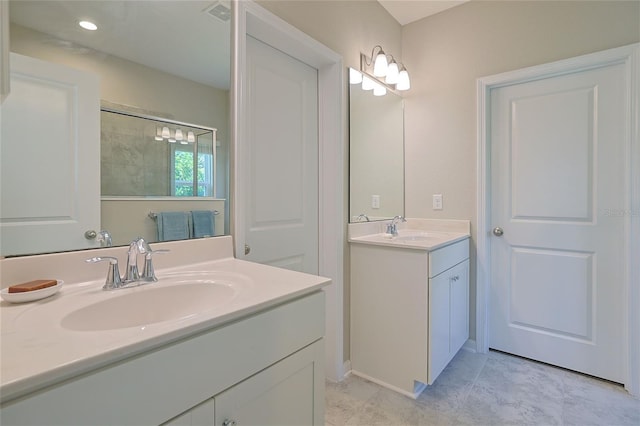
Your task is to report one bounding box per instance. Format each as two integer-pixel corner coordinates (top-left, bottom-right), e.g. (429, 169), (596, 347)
(428, 270), (451, 384)
(162, 399), (215, 426)
(214, 341), (324, 426)
(428, 259), (469, 384)
(450, 260), (469, 353)
(0, 53), (100, 256)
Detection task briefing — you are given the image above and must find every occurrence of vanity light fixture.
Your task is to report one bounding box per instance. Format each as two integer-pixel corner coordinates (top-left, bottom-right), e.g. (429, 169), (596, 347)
(155, 126), (197, 144)
(373, 83), (386, 97)
(385, 60), (399, 85)
(360, 45), (411, 94)
(396, 65), (411, 91)
(372, 46), (388, 77)
(78, 20), (98, 31)
(361, 75), (375, 91)
(349, 68), (363, 84)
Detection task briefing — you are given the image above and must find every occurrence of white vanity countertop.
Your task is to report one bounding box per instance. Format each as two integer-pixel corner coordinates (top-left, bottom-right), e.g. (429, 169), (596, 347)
(0, 237), (331, 403)
(348, 218), (471, 251)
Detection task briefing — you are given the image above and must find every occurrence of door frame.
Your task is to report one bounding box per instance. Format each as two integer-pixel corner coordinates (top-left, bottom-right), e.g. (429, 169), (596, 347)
(232, 1), (346, 381)
(476, 43), (640, 395)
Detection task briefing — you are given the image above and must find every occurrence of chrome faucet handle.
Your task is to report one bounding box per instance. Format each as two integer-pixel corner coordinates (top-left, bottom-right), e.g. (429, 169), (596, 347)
(141, 249), (169, 282)
(86, 256), (123, 290)
(123, 237), (147, 283)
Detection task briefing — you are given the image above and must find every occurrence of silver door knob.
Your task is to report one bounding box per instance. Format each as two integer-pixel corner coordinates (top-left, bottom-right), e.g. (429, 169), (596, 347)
(244, 244), (251, 255)
(222, 420), (237, 426)
(493, 227), (504, 236)
(84, 230), (97, 239)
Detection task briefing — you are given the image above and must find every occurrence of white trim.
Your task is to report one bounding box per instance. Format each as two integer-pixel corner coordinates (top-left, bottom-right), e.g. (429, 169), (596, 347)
(232, 0), (346, 382)
(1, 0), (9, 103)
(476, 43), (640, 396)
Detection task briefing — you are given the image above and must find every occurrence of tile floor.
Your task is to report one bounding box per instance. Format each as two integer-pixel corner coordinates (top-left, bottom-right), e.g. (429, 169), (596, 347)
(325, 350), (640, 426)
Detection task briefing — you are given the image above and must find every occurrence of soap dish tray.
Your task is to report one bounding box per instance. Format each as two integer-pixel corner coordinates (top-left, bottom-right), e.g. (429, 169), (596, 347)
(1, 280), (64, 303)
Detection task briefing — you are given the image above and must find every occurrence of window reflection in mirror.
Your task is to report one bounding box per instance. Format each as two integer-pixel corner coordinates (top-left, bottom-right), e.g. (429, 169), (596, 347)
(349, 67), (404, 223)
(4, 0), (231, 256)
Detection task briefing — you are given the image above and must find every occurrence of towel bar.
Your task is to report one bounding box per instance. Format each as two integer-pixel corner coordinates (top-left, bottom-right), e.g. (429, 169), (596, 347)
(148, 210), (220, 220)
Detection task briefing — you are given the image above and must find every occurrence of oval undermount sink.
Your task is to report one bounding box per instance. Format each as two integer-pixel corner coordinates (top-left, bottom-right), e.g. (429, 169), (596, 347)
(61, 282), (238, 331)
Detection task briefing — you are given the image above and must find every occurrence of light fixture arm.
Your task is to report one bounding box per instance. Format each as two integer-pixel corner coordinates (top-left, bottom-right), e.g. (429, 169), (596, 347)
(362, 45), (385, 67)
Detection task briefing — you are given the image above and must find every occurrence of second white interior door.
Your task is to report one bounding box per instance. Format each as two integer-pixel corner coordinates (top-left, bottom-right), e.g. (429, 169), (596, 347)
(489, 57), (628, 383)
(241, 35), (319, 274)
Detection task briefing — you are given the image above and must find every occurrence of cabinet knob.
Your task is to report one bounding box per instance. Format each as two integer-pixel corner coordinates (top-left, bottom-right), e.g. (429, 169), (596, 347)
(222, 420), (237, 426)
(451, 275), (460, 281)
(244, 244), (251, 255)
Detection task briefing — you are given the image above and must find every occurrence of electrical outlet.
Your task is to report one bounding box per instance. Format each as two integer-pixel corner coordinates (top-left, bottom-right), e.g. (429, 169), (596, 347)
(433, 194), (443, 210)
(372, 195), (380, 209)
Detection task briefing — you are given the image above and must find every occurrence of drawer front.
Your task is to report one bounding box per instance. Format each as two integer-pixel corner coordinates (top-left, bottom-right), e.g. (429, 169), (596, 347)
(429, 238), (469, 278)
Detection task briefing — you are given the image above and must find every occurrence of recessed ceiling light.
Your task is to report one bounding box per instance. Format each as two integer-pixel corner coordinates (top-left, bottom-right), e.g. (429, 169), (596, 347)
(78, 20), (98, 31)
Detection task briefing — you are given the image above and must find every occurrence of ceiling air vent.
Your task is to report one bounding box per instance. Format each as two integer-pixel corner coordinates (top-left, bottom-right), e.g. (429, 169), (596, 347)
(203, 1), (231, 23)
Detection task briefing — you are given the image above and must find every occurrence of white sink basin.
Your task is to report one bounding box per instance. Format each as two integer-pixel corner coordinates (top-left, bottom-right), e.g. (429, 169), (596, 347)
(61, 282), (237, 331)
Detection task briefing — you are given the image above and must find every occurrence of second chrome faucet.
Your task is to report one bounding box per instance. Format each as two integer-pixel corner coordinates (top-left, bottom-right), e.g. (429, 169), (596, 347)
(87, 237), (168, 290)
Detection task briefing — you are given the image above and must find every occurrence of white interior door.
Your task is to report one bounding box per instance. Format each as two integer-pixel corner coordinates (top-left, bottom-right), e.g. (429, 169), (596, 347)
(0, 53), (100, 256)
(489, 60), (627, 383)
(240, 36), (318, 274)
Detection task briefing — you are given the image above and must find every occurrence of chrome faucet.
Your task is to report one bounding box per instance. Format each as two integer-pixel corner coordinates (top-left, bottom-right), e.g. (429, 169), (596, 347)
(86, 237), (170, 290)
(355, 213), (370, 222)
(386, 215), (406, 237)
(123, 237), (149, 283)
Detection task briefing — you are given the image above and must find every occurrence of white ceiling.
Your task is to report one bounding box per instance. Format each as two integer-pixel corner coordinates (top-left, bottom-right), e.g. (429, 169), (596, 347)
(9, 1), (231, 89)
(378, 0), (470, 26)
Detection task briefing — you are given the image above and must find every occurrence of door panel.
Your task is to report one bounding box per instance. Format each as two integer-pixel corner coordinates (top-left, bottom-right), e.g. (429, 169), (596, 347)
(0, 53), (100, 256)
(489, 61), (626, 383)
(242, 36), (318, 274)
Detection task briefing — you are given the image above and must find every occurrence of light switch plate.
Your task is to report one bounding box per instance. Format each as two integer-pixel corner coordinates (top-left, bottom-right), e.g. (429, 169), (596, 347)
(433, 194), (443, 210)
(372, 195), (380, 209)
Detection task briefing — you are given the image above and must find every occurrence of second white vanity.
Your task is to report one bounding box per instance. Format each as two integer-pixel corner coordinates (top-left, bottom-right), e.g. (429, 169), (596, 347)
(349, 219), (470, 398)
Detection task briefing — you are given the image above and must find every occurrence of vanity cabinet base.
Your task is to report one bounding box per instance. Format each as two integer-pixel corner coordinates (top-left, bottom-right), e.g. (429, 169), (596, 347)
(350, 239), (469, 398)
(0, 292), (325, 426)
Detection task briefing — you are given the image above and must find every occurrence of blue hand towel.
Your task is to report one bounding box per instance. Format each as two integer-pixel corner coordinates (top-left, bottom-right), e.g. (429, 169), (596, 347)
(157, 211), (191, 241)
(191, 210), (215, 238)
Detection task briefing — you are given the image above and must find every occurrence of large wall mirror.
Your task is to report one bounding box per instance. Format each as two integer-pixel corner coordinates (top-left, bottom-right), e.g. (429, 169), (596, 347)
(2, 0), (231, 255)
(349, 67), (404, 222)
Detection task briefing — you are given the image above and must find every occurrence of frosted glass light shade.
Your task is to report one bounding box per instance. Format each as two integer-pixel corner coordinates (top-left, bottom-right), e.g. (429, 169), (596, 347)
(187, 131), (196, 142)
(385, 62), (399, 85)
(396, 69), (411, 91)
(373, 52), (388, 77)
(349, 68), (363, 84)
(373, 83), (386, 97)
(161, 127), (171, 138)
(155, 127), (163, 141)
(362, 75), (375, 91)
(175, 129), (184, 141)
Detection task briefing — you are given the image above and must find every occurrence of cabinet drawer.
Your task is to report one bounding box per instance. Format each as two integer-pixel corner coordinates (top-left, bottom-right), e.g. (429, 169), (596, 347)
(429, 239), (469, 278)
